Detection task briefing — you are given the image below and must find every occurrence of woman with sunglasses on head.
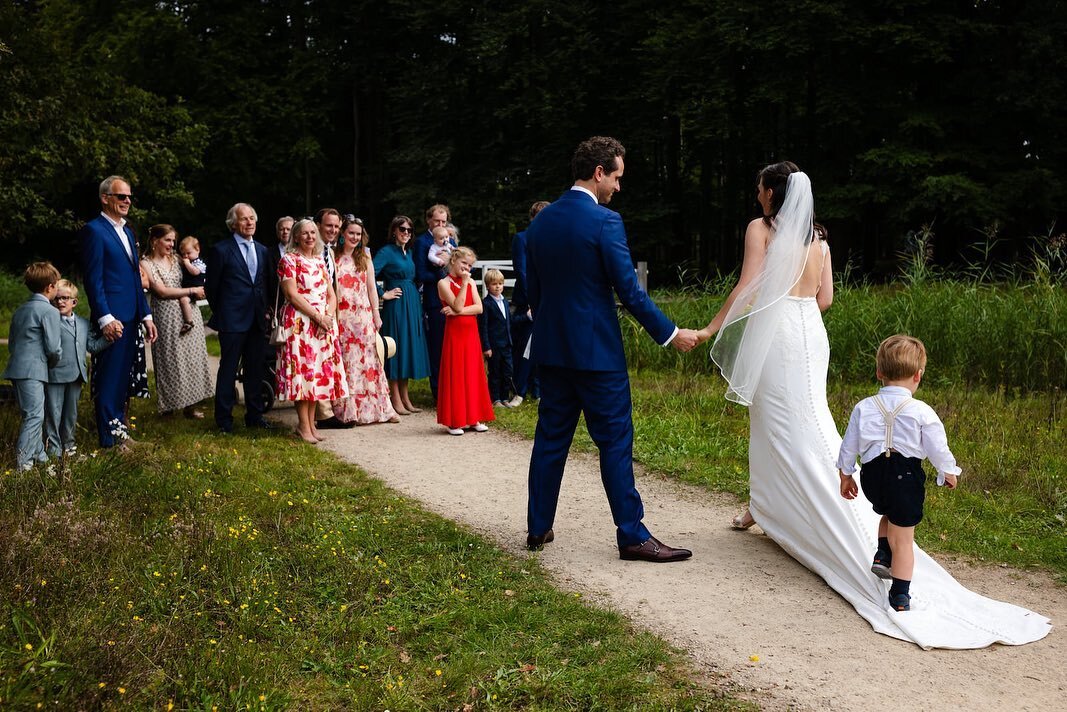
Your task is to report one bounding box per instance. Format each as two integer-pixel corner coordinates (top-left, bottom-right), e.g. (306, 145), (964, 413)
(331, 216), (399, 425)
(372, 215), (431, 415)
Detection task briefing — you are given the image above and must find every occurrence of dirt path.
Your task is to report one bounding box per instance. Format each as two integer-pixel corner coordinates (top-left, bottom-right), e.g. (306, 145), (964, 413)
(268, 406), (1063, 710)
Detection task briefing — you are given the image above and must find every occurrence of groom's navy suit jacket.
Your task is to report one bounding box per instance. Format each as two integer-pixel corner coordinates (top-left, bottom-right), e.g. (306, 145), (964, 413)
(524, 188), (676, 547)
(526, 189), (674, 370)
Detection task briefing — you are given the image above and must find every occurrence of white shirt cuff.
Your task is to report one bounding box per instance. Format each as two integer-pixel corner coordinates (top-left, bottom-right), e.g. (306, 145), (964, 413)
(661, 326), (679, 347)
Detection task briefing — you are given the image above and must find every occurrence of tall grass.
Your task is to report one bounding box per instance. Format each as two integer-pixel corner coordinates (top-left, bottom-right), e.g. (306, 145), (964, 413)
(628, 281), (1065, 391)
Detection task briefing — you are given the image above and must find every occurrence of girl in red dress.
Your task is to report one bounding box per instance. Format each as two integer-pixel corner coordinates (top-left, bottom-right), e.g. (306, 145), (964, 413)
(435, 247), (495, 435)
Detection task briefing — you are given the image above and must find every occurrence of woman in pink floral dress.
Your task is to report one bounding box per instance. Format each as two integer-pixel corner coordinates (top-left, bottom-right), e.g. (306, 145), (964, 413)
(276, 218), (348, 443)
(331, 216), (399, 425)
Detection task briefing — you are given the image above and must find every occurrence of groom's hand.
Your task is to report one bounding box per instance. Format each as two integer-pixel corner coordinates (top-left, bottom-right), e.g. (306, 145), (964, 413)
(671, 328), (700, 352)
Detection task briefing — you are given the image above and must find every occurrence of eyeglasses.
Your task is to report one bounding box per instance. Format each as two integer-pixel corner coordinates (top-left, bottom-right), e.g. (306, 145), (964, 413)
(397, 226), (413, 233)
(343, 214), (364, 225)
(54, 296), (74, 302)
(107, 193), (133, 202)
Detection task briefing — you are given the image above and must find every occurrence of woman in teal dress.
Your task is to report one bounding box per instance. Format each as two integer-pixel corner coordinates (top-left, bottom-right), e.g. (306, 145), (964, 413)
(373, 215), (430, 414)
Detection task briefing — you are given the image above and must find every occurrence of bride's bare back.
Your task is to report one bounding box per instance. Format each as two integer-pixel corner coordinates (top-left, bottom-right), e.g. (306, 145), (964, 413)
(789, 236), (831, 301)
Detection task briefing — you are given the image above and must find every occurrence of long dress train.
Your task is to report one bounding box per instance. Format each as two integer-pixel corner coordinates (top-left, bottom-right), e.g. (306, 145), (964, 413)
(748, 296), (1051, 649)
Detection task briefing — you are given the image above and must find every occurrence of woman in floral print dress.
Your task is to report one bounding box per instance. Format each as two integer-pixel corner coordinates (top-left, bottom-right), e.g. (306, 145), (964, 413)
(331, 216), (399, 425)
(276, 218), (348, 443)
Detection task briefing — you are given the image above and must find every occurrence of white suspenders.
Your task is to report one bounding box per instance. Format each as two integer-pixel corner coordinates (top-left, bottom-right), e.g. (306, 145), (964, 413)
(872, 396), (912, 457)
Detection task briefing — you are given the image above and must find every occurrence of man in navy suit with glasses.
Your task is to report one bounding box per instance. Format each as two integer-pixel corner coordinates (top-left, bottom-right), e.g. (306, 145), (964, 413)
(78, 175), (157, 449)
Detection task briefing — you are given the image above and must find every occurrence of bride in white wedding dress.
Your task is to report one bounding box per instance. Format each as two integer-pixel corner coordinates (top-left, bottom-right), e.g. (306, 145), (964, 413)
(695, 161), (1051, 649)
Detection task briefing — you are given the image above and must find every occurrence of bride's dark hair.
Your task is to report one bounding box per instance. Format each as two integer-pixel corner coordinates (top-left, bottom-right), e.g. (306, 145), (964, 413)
(757, 161), (828, 242)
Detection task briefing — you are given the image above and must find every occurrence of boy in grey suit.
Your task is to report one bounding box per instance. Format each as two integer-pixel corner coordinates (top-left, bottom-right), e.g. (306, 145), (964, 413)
(45, 279), (110, 457)
(3, 262), (62, 471)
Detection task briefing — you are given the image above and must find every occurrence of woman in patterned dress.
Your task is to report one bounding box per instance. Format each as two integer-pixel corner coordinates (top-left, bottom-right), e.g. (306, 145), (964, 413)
(142, 224), (214, 418)
(331, 216), (399, 425)
(372, 215), (430, 415)
(276, 218), (348, 443)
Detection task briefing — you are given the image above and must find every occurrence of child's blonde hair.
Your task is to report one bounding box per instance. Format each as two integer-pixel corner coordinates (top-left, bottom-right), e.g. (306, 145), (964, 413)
(484, 269), (505, 285)
(24, 262), (60, 293)
(431, 226), (450, 243)
(449, 246), (477, 267)
(876, 334), (927, 381)
(179, 236), (200, 256)
(55, 279), (79, 299)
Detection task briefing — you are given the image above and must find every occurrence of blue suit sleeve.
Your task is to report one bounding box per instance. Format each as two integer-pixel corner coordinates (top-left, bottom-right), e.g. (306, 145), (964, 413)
(79, 223), (111, 323)
(599, 212), (675, 344)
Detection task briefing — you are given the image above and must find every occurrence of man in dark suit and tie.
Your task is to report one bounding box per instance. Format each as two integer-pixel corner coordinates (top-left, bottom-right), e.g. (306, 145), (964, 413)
(509, 200), (550, 407)
(78, 175), (157, 449)
(525, 136), (698, 562)
(413, 203), (453, 400)
(206, 202), (272, 433)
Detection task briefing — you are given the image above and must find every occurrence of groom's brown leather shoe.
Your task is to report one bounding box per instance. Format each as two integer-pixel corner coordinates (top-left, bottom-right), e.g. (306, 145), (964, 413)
(619, 536), (692, 562)
(526, 529), (554, 551)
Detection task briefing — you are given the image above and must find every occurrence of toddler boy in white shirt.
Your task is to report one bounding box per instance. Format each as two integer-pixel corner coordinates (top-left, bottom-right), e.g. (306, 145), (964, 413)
(837, 334), (961, 612)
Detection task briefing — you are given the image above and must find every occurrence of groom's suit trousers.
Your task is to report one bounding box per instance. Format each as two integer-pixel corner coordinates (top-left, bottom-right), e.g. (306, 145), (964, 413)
(527, 365), (651, 548)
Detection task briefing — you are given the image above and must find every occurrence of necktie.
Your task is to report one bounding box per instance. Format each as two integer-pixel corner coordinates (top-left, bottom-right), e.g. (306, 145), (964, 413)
(242, 240), (256, 280)
(63, 316), (76, 333)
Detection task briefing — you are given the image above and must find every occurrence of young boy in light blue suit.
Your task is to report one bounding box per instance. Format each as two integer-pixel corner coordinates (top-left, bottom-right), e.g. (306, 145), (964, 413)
(3, 262), (62, 471)
(45, 279), (111, 457)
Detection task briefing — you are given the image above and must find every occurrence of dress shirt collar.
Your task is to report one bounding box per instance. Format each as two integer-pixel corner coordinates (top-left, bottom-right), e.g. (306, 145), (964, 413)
(31, 293), (51, 304)
(878, 385), (913, 398)
(233, 232), (255, 244)
(570, 185), (598, 203)
(101, 212), (127, 229)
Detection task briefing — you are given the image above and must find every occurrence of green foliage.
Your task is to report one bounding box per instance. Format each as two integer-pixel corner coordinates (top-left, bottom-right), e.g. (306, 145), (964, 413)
(0, 0), (208, 270)
(4, 1), (1066, 276)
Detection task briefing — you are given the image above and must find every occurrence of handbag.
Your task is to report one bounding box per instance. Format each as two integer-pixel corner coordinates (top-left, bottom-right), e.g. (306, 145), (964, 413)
(269, 280), (288, 346)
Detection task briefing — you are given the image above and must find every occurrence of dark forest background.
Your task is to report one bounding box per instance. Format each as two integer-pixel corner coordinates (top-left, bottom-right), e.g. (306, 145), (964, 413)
(2, 0), (1065, 284)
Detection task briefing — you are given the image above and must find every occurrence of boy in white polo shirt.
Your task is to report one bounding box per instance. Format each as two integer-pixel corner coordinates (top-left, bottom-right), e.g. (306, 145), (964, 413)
(837, 334), (961, 612)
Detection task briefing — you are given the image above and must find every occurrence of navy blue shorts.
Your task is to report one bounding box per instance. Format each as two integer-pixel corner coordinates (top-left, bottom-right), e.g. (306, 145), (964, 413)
(860, 452), (926, 528)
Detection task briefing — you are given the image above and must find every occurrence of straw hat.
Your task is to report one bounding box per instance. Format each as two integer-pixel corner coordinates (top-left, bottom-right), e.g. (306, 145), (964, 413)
(375, 333), (397, 365)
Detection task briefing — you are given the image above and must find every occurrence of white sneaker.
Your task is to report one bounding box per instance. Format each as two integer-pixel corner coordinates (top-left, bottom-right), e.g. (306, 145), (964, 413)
(447, 427), (464, 436)
(506, 396), (523, 408)
(472, 423), (489, 432)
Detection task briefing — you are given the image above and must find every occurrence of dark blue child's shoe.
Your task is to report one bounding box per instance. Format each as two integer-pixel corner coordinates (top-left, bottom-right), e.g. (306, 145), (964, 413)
(889, 592), (911, 612)
(871, 550), (893, 580)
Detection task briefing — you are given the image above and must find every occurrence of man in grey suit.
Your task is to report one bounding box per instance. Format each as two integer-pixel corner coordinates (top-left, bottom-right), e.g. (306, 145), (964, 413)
(2, 262), (62, 471)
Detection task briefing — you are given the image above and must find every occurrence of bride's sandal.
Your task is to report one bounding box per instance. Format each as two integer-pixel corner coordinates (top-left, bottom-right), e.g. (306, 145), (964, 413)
(731, 510), (756, 530)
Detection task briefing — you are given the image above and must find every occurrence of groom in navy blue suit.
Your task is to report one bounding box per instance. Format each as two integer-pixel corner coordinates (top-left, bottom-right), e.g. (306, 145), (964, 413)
(206, 202), (272, 433)
(525, 137), (699, 562)
(79, 175), (157, 449)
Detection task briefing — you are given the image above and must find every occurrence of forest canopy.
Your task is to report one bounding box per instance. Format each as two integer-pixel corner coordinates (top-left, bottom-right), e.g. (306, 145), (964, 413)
(1, 0), (1063, 282)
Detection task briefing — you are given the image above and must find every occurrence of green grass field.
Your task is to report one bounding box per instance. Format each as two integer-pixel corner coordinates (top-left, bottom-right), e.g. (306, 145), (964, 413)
(0, 268), (1062, 707)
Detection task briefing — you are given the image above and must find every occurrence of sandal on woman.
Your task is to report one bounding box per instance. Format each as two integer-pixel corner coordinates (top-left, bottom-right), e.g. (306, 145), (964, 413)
(731, 510), (756, 530)
(180, 321), (194, 335)
(405, 405), (422, 413)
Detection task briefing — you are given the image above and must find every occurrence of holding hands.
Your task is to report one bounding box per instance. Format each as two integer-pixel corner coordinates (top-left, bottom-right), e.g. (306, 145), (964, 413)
(671, 328), (701, 353)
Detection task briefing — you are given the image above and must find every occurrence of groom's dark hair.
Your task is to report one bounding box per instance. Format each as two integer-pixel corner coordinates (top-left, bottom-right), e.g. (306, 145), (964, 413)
(572, 136), (625, 181)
